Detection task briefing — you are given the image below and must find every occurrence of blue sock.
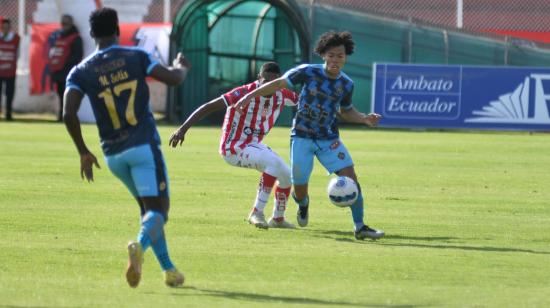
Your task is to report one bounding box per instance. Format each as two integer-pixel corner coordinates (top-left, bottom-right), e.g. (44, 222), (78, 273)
(152, 231), (175, 271)
(350, 193), (365, 231)
(137, 211), (175, 270)
(292, 193), (309, 208)
(137, 211), (164, 252)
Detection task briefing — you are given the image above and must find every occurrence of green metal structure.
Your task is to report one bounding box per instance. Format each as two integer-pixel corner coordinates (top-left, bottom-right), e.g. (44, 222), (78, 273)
(170, 1), (550, 124)
(170, 0), (310, 124)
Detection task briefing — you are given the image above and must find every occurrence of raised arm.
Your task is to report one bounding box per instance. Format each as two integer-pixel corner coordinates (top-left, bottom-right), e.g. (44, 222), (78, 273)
(234, 77), (288, 112)
(149, 52), (191, 86)
(63, 88), (100, 182)
(168, 97), (226, 147)
(339, 106), (382, 127)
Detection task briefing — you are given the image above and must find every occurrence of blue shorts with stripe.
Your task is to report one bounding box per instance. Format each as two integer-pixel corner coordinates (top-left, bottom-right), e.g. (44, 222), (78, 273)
(105, 143), (169, 198)
(290, 136), (354, 185)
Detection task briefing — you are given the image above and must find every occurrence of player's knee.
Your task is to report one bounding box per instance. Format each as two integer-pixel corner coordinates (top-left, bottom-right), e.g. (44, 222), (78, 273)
(142, 197), (170, 222)
(268, 160), (291, 188)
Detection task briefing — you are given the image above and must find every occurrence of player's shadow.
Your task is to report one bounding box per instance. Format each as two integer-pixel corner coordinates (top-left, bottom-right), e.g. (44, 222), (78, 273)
(307, 229), (550, 255)
(375, 240), (550, 255)
(310, 230), (456, 242)
(164, 286), (423, 307)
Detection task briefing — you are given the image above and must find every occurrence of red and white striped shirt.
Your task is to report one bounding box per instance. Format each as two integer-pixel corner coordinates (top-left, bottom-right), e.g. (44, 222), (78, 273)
(219, 81), (297, 155)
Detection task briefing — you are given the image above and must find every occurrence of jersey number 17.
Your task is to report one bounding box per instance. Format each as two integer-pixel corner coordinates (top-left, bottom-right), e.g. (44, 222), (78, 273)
(97, 79), (138, 129)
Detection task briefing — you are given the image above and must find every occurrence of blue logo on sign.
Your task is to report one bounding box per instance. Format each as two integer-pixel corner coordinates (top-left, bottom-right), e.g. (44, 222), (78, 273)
(372, 63), (550, 131)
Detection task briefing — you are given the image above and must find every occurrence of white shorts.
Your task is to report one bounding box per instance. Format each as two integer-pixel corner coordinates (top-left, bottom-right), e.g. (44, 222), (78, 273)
(222, 143), (291, 188)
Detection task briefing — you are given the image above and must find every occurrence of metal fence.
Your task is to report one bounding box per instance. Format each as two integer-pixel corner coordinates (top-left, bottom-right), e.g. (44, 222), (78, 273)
(0, 0), (186, 34)
(307, 0), (550, 32)
(3, 0), (549, 34)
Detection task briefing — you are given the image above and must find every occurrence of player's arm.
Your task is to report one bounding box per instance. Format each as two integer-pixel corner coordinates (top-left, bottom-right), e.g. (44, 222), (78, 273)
(149, 53), (191, 86)
(63, 88), (100, 182)
(169, 97), (226, 147)
(234, 77), (289, 112)
(339, 106), (382, 127)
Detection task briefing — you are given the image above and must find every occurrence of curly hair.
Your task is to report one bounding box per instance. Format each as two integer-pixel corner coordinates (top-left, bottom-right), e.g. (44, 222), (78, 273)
(314, 31), (355, 56)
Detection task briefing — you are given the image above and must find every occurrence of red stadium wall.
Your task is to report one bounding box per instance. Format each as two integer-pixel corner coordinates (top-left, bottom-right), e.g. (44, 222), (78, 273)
(29, 22), (170, 94)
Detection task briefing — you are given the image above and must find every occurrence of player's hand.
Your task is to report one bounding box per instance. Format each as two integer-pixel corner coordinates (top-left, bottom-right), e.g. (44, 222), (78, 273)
(364, 113), (381, 127)
(173, 52), (191, 70)
(80, 152), (100, 182)
(169, 127), (187, 147)
(234, 95), (251, 114)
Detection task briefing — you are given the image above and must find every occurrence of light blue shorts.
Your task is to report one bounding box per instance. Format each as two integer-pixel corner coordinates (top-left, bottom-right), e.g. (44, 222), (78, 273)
(105, 143), (169, 198)
(290, 136), (353, 185)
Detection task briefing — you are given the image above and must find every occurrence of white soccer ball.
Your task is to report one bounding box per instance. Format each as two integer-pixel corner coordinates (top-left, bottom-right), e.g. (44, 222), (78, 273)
(327, 176), (358, 207)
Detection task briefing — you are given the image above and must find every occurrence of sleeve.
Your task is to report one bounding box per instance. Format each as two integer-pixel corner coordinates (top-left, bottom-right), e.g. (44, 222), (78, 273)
(221, 85), (247, 107)
(139, 49), (160, 76)
(340, 82), (354, 110)
(65, 66), (84, 94)
(282, 64), (309, 87)
(282, 89), (298, 107)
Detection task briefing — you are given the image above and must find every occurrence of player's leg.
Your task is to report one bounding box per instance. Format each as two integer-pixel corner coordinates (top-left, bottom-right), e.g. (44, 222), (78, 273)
(290, 137), (315, 227)
(5, 76), (15, 121)
(129, 143), (183, 287)
(55, 79), (66, 122)
(258, 146), (293, 228)
(317, 139), (384, 240)
(105, 150), (144, 287)
(223, 147), (271, 228)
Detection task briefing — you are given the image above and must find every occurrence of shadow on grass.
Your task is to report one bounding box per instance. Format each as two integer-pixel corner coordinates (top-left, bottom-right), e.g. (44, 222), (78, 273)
(154, 286), (422, 307)
(306, 229), (550, 255)
(375, 241), (550, 255)
(0, 118), (59, 124)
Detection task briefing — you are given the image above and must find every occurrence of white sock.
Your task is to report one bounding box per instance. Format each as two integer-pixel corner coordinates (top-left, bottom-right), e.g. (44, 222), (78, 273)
(253, 186), (273, 213)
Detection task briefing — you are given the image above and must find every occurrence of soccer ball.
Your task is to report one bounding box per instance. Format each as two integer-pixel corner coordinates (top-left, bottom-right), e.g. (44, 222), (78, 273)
(327, 176), (358, 207)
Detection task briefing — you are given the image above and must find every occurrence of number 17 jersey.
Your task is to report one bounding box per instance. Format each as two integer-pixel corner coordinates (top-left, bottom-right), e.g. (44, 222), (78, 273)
(66, 45), (160, 155)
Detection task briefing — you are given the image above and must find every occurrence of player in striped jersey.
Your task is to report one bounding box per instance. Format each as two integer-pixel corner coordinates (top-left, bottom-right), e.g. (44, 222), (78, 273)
(169, 62), (297, 229)
(234, 31), (385, 240)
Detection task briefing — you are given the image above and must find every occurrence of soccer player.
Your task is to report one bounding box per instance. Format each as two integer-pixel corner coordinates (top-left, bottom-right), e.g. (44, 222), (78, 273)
(169, 62), (297, 229)
(63, 8), (191, 288)
(235, 31), (385, 240)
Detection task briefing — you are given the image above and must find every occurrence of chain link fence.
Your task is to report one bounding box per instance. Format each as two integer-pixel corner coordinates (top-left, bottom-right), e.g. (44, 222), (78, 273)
(0, 0), (41, 35)
(307, 0), (550, 32)
(3, 0), (549, 33)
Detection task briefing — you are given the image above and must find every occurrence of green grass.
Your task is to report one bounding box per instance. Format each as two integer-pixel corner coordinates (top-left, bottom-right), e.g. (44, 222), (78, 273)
(1, 121), (549, 307)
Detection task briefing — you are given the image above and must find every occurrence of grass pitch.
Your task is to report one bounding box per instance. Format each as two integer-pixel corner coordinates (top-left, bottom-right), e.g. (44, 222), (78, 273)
(1, 121), (549, 307)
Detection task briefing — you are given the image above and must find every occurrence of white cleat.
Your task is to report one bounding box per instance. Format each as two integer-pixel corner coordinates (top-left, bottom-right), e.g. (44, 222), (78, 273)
(267, 217), (296, 229)
(248, 210), (268, 229)
(354, 225), (385, 240)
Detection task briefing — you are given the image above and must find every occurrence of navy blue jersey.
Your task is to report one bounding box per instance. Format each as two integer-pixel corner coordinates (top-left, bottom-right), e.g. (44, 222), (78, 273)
(283, 64), (354, 139)
(66, 45), (160, 155)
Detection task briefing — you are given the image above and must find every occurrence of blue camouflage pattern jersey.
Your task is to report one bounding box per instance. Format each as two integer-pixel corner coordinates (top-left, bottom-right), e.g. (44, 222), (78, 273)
(283, 64), (354, 139)
(66, 46), (160, 155)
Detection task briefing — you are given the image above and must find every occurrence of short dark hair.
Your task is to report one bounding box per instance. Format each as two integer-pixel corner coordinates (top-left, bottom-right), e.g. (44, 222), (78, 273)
(89, 7), (119, 38)
(2, 19), (11, 26)
(314, 31), (355, 56)
(260, 62), (281, 75)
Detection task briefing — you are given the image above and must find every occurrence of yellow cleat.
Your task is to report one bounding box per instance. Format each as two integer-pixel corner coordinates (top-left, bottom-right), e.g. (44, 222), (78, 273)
(126, 241), (143, 288)
(164, 268), (185, 287)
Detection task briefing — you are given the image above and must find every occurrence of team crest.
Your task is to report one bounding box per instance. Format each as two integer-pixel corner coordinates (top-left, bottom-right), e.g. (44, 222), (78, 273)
(159, 181), (167, 191)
